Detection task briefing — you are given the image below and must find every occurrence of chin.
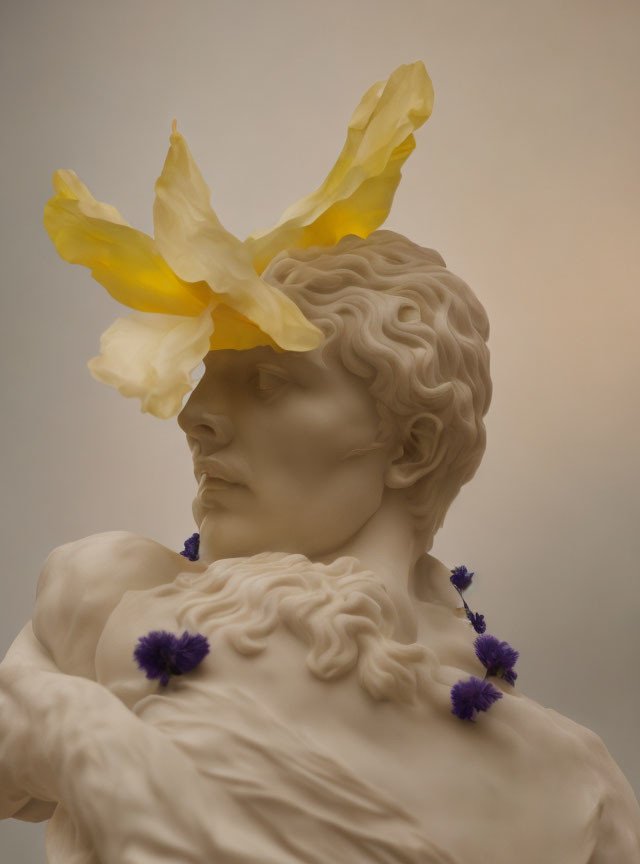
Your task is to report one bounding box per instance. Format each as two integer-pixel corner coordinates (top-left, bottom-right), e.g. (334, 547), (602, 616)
(195, 501), (378, 563)
(197, 509), (268, 561)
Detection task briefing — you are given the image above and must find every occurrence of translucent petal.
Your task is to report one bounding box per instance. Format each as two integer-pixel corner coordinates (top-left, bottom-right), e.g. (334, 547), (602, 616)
(52, 169), (131, 226)
(87, 306), (215, 418)
(153, 126), (323, 352)
(44, 170), (211, 316)
(244, 61), (434, 274)
(209, 304), (280, 351)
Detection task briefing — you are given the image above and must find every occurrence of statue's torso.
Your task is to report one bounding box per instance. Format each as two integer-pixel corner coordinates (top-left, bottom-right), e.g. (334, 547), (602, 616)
(88, 546), (611, 864)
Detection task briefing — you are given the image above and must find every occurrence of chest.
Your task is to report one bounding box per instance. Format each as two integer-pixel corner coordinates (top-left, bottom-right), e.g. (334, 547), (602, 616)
(95, 583), (600, 864)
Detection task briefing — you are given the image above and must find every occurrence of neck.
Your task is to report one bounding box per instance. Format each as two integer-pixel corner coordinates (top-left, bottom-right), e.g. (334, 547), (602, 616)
(314, 490), (427, 642)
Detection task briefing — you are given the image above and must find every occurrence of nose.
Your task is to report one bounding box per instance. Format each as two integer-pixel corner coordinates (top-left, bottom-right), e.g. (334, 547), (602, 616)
(177, 402), (235, 453)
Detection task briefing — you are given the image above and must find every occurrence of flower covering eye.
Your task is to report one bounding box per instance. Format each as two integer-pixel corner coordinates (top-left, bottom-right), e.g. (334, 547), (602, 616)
(43, 61), (434, 417)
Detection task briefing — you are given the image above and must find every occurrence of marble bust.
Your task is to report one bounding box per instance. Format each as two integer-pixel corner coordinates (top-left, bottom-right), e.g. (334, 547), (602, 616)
(1, 230), (639, 864)
(1, 60), (639, 864)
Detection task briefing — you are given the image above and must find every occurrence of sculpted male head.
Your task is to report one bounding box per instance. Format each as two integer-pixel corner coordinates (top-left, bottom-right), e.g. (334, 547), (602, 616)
(263, 230), (492, 545)
(179, 230), (491, 560)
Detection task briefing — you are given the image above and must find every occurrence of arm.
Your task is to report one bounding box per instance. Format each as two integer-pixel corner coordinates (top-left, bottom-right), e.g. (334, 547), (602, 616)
(32, 530), (195, 679)
(0, 627), (284, 863)
(0, 623), (58, 820)
(0, 534), (241, 862)
(0, 530), (189, 820)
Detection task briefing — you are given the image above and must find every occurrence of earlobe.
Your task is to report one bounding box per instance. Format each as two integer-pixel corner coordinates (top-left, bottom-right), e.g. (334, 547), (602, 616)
(384, 415), (445, 489)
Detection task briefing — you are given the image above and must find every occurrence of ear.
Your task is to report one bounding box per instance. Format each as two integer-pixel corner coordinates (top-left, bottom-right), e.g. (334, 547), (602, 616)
(384, 415), (445, 489)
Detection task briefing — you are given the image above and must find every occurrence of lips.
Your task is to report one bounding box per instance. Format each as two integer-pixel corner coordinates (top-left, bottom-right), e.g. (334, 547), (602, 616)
(200, 476), (239, 490)
(193, 458), (247, 486)
(193, 460), (248, 511)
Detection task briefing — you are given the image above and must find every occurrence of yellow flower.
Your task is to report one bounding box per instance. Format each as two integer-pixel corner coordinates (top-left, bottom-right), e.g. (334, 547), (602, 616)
(44, 61), (434, 417)
(44, 133), (322, 418)
(245, 61), (434, 274)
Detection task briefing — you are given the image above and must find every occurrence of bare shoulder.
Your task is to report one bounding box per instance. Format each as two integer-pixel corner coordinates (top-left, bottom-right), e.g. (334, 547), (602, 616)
(33, 531), (199, 678)
(544, 709), (640, 859)
(579, 726), (640, 861)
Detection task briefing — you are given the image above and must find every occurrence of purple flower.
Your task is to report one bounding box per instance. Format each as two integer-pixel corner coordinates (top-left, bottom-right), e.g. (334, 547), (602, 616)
(474, 633), (519, 683)
(173, 631), (210, 672)
(466, 609), (486, 634)
(450, 565), (474, 592)
(134, 630), (210, 686)
(180, 532), (200, 562)
(451, 676), (503, 721)
(503, 668), (518, 686)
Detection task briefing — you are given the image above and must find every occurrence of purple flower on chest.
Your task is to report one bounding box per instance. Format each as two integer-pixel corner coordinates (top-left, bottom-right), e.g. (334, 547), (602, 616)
(134, 630), (210, 687)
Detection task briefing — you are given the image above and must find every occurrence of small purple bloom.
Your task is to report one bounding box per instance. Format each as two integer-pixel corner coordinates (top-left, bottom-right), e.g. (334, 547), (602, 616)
(474, 633), (519, 683)
(451, 676), (503, 721)
(465, 609), (486, 634)
(503, 668), (518, 686)
(173, 631), (210, 674)
(180, 532), (200, 562)
(134, 630), (210, 686)
(450, 565), (474, 592)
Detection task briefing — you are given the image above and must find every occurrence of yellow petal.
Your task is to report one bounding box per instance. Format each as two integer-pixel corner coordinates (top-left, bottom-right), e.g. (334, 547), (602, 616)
(87, 306), (215, 418)
(153, 128), (323, 352)
(51, 169), (131, 226)
(209, 303), (280, 351)
(44, 170), (211, 316)
(244, 61), (434, 274)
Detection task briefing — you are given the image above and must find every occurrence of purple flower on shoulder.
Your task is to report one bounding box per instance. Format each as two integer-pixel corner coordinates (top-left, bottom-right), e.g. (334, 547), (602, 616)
(474, 633), (519, 684)
(466, 609), (486, 634)
(451, 676), (503, 721)
(180, 532), (200, 561)
(502, 668), (518, 686)
(450, 565), (473, 592)
(134, 630), (210, 687)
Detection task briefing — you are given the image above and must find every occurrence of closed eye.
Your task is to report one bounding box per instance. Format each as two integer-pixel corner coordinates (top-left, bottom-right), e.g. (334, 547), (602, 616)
(255, 365), (292, 396)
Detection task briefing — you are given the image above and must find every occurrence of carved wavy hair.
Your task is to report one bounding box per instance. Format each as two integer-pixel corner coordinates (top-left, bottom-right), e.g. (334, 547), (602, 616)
(172, 552), (439, 705)
(263, 230), (492, 544)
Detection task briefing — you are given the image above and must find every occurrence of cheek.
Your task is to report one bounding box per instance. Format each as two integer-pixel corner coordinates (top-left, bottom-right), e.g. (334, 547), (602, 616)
(245, 390), (388, 539)
(262, 392), (382, 482)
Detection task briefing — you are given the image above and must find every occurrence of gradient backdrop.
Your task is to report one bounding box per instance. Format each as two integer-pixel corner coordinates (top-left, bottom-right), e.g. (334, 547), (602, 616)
(1, 1), (639, 860)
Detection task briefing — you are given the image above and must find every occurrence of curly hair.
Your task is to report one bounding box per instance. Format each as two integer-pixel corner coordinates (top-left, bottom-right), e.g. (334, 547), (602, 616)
(171, 551), (434, 704)
(262, 230), (491, 544)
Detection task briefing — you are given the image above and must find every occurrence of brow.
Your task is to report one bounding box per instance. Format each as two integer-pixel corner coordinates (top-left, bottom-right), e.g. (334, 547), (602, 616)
(260, 352), (327, 374)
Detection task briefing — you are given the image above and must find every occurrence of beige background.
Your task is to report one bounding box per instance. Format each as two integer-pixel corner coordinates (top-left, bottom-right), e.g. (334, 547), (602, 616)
(1, 0), (639, 859)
